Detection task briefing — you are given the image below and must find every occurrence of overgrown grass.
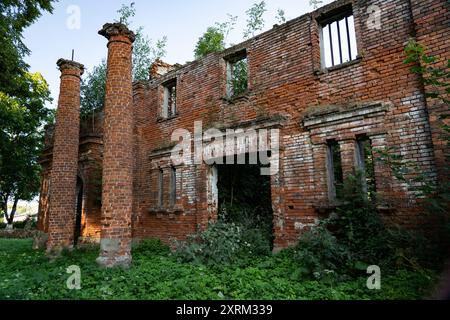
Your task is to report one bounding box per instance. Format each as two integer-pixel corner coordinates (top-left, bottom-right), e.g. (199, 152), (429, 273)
(0, 239), (438, 300)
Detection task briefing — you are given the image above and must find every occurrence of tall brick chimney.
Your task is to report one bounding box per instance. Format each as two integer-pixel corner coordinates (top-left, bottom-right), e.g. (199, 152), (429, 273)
(96, 23), (135, 268)
(47, 59), (84, 253)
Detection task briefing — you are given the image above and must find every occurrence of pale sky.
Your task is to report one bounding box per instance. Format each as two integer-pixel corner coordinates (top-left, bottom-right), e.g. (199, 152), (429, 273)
(23, 0), (334, 107)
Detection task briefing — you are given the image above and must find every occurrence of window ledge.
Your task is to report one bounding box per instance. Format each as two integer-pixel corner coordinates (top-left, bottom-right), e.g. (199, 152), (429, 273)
(314, 201), (396, 215)
(315, 56), (362, 76)
(148, 205), (184, 215)
(157, 114), (179, 123)
(221, 91), (250, 104)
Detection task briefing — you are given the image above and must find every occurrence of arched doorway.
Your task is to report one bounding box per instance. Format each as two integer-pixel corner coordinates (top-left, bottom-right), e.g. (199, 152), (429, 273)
(74, 176), (84, 245)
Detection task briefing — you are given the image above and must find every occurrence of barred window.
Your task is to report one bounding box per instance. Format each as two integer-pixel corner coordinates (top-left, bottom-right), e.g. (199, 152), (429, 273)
(320, 8), (358, 68)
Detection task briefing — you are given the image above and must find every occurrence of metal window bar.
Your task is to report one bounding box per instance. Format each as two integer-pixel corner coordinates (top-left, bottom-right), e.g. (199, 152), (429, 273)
(328, 24), (334, 67)
(324, 13), (355, 68)
(345, 16), (352, 62)
(336, 20), (343, 65)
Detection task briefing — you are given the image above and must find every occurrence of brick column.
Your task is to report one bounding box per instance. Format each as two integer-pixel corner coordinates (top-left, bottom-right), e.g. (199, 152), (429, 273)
(96, 23), (135, 268)
(47, 59), (84, 253)
(339, 139), (356, 178)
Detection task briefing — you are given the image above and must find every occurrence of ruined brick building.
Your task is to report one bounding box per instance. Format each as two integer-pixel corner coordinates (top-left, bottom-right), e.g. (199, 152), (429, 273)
(37, 0), (449, 267)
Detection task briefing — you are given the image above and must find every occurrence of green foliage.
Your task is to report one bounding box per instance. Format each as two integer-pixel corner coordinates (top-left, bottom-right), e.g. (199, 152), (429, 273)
(0, 1), (54, 224)
(275, 9), (286, 24)
(0, 239), (438, 300)
(194, 27), (225, 59)
(403, 39), (450, 218)
(133, 30), (167, 82)
(0, 1), (55, 95)
(0, 218), (36, 230)
(0, 72), (52, 224)
(229, 59), (248, 96)
(243, 1), (267, 39)
(174, 220), (247, 266)
(194, 14), (238, 59)
(132, 238), (170, 257)
(294, 174), (438, 279)
(294, 224), (349, 280)
(80, 61), (106, 117)
(116, 2), (136, 25)
(404, 39), (450, 106)
(309, 0), (323, 9)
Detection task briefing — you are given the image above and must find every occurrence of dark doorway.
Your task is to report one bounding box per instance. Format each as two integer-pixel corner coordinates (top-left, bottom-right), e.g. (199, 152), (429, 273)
(217, 154), (274, 251)
(74, 177), (83, 245)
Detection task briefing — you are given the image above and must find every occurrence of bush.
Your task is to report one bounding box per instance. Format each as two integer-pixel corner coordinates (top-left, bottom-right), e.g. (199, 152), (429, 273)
(132, 238), (170, 257)
(0, 219), (37, 230)
(294, 224), (349, 280)
(174, 217), (272, 266)
(294, 173), (435, 279)
(174, 220), (244, 266)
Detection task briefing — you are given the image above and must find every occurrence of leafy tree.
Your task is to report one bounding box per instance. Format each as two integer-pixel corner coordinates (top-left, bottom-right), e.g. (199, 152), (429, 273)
(194, 14), (238, 59)
(0, 1), (54, 228)
(80, 3), (168, 117)
(80, 60), (107, 117)
(0, 1), (54, 95)
(0, 72), (52, 228)
(243, 1), (267, 39)
(133, 27), (167, 81)
(194, 27), (225, 59)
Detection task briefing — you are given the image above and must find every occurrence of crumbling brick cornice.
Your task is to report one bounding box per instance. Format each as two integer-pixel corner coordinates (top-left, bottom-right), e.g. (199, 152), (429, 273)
(98, 23), (135, 42)
(56, 58), (84, 76)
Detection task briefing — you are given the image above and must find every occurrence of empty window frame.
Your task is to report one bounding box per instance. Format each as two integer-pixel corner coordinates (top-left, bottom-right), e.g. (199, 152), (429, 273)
(326, 140), (344, 201)
(158, 168), (164, 207)
(170, 166), (177, 206)
(355, 136), (376, 199)
(162, 79), (177, 118)
(320, 8), (358, 68)
(226, 51), (248, 97)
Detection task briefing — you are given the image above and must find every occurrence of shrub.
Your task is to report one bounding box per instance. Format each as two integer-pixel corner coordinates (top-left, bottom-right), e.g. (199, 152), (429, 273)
(0, 219), (37, 230)
(174, 220), (244, 266)
(294, 224), (349, 280)
(294, 173), (434, 279)
(132, 238), (170, 257)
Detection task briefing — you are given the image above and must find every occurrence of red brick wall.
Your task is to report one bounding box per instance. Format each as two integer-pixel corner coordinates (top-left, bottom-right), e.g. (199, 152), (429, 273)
(38, 0), (449, 252)
(131, 0), (447, 250)
(410, 0), (450, 182)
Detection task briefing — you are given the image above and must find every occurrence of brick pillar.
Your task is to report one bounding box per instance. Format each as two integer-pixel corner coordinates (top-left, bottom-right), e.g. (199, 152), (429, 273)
(339, 139), (356, 178)
(96, 23), (135, 268)
(47, 59), (84, 253)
